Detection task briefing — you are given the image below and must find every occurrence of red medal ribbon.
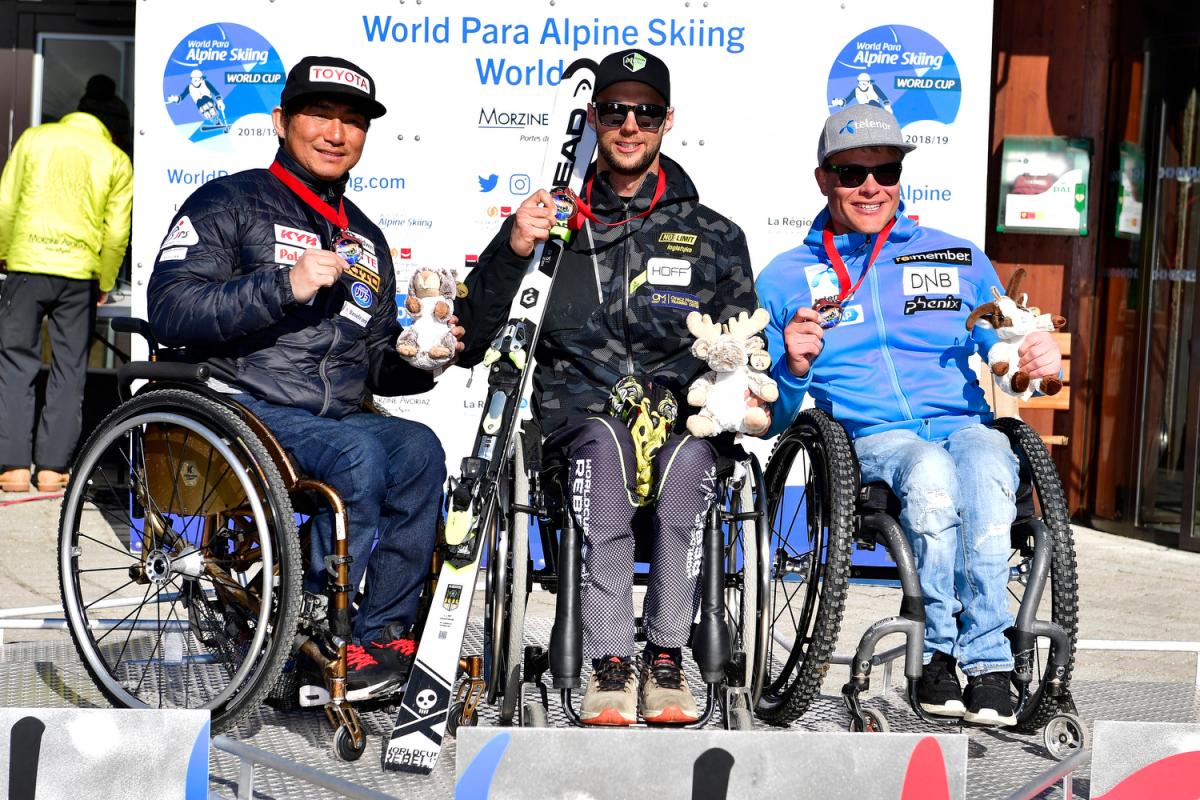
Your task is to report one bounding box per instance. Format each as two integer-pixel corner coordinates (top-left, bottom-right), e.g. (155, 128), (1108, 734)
(572, 167), (668, 231)
(269, 160), (349, 237)
(821, 216), (897, 304)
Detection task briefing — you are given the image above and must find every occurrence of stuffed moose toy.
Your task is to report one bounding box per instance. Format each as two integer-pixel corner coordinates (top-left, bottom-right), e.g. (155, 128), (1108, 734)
(685, 308), (779, 437)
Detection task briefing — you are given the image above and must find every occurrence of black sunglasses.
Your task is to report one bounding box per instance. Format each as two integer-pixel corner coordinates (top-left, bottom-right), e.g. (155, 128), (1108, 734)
(593, 101), (669, 131)
(822, 161), (904, 188)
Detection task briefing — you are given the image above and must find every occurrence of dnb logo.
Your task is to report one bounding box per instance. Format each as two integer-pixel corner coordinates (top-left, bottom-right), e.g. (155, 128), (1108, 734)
(826, 25), (961, 130)
(163, 23), (285, 148)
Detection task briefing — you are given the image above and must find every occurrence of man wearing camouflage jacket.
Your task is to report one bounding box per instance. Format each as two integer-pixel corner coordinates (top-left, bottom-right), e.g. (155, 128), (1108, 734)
(473, 49), (757, 725)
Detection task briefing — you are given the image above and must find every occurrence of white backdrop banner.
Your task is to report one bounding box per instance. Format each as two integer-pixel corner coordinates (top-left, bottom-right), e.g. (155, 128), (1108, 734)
(132, 0), (993, 465)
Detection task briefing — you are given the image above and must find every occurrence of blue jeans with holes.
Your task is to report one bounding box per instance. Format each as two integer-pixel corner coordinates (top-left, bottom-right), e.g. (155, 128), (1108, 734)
(233, 394), (445, 645)
(853, 423), (1019, 676)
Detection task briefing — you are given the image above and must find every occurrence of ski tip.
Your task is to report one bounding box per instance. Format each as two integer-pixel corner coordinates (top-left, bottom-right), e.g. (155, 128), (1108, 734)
(562, 58), (599, 79)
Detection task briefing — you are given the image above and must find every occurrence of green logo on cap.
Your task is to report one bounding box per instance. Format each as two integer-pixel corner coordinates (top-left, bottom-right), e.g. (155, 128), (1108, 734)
(623, 52), (647, 73)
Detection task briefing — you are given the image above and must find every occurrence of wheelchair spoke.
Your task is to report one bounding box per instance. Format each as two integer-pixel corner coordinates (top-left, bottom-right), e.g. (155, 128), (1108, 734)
(82, 576), (140, 611)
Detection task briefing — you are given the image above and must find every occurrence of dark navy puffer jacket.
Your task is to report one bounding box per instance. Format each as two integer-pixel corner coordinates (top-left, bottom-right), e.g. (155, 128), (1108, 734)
(148, 149), (526, 418)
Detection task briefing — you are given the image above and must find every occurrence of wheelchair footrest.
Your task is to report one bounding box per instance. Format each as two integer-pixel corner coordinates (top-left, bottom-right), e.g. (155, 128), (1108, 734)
(299, 684), (331, 708)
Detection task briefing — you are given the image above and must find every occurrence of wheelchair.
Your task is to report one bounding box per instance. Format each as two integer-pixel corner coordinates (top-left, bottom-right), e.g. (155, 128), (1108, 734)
(761, 409), (1082, 756)
(57, 318), (418, 762)
(459, 421), (773, 731)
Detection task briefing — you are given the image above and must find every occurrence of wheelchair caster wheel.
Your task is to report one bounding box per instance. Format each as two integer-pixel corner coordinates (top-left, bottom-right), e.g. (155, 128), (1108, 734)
(726, 707), (754, 731)
(446, 701), (478, 738)
(522, 701), (548, 728)
(849, 708), (890, 733)
(333, 725), (366, 762)
(1043, 713), (1088, 760)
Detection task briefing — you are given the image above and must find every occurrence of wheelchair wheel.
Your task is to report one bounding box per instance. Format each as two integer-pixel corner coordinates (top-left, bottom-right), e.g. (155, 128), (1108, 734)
(58, 389), (301, 732)
(756, 409), (856, 725)
(722, 454), (770, 710)
(991, 417), (1078, 733)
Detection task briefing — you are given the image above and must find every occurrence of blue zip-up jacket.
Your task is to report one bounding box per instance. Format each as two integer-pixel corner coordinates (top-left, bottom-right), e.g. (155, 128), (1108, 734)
(757, 204), (1002, 440)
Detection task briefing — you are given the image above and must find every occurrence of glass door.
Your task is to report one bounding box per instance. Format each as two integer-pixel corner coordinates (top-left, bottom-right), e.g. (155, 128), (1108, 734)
(1134, 36), (1200, 550)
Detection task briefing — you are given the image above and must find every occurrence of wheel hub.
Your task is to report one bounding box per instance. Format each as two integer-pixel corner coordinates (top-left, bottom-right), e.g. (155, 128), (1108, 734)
(145, 548), (174, 584)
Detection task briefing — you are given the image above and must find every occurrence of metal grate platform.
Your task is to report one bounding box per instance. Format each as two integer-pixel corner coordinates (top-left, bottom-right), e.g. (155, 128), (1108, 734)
(3, 618), (1198, 800)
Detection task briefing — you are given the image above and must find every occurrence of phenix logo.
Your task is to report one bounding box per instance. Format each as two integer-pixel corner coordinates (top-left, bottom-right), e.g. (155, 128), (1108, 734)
(841, 118), (893, 135)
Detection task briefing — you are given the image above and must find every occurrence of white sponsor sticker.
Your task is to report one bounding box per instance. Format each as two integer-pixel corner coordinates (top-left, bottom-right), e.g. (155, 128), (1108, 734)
(339, 301), (370, 327)
(838, 303), (865, 326)
(160, 216), (198, 249)
(902, 266), (960, 296)
(309, 65), (371, 93)
(275, 243), (305, 265)
(804, 262), (840, 301)
(158, 246), (188, 262)
(346, 231), (376, 256)
(647, 257), (692, 287)
(274, 224), (320, 249)
(358, 250), (380, 273)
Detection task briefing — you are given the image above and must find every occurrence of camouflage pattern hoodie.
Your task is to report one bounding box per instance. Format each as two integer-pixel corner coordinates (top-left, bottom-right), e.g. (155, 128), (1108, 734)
(478, 154), (757, 437)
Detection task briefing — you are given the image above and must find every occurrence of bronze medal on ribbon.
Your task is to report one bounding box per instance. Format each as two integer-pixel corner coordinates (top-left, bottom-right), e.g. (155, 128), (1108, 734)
(334, 234), (362, 266)
(814, 298), (844, 329)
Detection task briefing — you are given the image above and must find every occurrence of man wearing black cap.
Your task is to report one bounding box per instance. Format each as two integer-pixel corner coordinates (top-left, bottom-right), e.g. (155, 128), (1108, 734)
(474, 49), (758, 725)
(148, 56), (520, 701)
(758, 105), (1063, 726)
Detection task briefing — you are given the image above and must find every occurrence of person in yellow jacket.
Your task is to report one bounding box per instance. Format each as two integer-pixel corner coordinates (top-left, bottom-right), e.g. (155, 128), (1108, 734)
(0, 106), (132, 493)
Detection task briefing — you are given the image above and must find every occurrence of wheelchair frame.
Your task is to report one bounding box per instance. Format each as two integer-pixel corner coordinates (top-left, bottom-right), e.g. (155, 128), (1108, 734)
(469, 423), (772, 731)
(57, 318), (410, 762)
(762, 408), (1081, 747)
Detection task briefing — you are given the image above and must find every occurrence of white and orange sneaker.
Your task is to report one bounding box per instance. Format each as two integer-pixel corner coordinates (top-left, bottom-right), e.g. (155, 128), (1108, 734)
(579, 656), (638, 726)
(640, 651), (699, 724)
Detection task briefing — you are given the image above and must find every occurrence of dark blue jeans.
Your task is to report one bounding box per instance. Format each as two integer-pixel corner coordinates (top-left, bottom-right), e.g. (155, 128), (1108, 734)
(234, 394), (445, 644)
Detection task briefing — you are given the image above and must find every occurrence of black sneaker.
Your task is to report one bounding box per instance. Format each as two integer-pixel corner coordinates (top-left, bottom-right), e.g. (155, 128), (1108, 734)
(345, 642), (405, 701)
(963, 671), (1017, 726)
(367, 633), (417, 679)
(916, 651), (965, 717)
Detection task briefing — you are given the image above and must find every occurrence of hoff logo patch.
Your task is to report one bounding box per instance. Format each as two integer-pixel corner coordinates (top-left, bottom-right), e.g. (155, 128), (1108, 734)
(350, 281), (373, 308)
(649, 289), (701, 313)
(893, 247), (973, 265)
(274, 224), (320, 249)
(647, 257), (692, 287)
(658, 231), (698, 255)
(904, 295), (963, 315)
(903, 266), (960, 296)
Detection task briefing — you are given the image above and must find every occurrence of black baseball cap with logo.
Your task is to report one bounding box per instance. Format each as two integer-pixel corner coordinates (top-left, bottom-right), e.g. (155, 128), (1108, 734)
(593, 49), (670, 105)
(279, 55), (387, 119)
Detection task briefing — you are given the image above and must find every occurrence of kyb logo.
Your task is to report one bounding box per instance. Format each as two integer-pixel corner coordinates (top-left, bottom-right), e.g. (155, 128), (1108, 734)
(274, 224), (319, 248)
(647, 257), (692, 287)
(902, 266), (959, 296)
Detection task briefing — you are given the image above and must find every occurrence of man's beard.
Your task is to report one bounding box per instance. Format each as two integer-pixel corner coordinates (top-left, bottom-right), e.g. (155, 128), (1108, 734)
(598, 137), (661, 177)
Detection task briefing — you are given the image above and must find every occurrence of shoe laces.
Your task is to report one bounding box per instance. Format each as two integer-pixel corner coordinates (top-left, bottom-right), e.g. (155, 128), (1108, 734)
(372, 637), (417, 658)
(594, 656), (634, 692)
(345, 643), (378, 671)
(647, 653), (683, 690)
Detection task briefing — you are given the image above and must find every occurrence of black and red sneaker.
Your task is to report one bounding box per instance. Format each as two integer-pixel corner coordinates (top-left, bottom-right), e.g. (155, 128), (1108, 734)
(367, 633), (417, 679)
(345, 642), (405, 701)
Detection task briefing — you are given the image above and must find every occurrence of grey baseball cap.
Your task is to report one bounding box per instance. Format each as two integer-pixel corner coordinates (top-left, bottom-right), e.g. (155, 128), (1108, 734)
(817, 105), (915, 164)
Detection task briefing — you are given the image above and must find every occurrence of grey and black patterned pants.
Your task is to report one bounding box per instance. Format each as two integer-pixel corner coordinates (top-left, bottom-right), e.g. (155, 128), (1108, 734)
(545, 416), (718, 660)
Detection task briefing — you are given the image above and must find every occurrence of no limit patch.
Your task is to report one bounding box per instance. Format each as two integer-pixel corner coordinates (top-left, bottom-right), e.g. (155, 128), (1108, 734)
(658, 231), (699, 255)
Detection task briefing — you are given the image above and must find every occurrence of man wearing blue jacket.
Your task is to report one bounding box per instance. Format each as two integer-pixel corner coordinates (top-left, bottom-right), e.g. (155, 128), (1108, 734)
(757, 105), (1062, 726)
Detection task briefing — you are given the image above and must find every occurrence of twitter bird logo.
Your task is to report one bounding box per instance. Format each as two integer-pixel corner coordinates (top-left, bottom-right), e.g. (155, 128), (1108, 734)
(478, 174), (498, 192)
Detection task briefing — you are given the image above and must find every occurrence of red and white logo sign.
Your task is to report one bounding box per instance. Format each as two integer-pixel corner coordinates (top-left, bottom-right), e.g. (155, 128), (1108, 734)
(160, 216), (198, 249)
(500, 206), (512, 218)
(309, 65), (370, 93)
(274, 224), (319, 249)
(464, 254), (478, 267)
(399, 247), (412, 260)
(275, 243), (305, 265)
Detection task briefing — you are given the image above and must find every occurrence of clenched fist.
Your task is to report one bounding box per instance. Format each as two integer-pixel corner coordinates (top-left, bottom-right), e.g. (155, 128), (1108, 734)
(508, 189), (557, 258)
(289, 248), (347, 303)
(783, 306), (826, 377)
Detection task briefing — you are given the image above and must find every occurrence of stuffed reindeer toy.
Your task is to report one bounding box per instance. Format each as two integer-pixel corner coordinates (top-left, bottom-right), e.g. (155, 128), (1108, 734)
(964, 268), (1066, 401)
(685, 309), (779, 437)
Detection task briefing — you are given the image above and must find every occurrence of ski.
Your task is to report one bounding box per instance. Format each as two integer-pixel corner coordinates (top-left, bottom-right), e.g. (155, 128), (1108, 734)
(383, 58), (598, 775)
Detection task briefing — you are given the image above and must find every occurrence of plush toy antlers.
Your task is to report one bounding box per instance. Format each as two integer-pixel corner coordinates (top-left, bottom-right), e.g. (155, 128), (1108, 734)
(965, 268), (1066, 397)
